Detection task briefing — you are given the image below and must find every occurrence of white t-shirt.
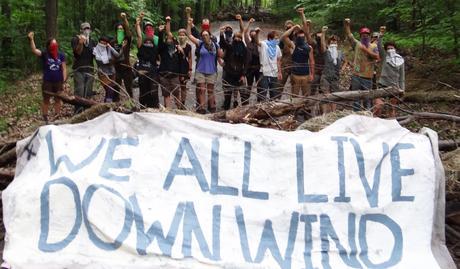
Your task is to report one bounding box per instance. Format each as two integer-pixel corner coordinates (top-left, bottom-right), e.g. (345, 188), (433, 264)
(259, 41), (282, 77)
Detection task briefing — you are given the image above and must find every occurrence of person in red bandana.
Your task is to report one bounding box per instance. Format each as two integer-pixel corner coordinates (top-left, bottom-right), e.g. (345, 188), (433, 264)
(28, 32), (67, 123)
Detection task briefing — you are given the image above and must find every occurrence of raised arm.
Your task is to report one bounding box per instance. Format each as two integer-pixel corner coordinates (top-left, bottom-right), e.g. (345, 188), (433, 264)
(186, 18), (200, 46)
(308, 46), (315, 81)
(320, 26), (328, 53)
(165, 16), (172, 37)
(344, 18), (356, 46)
(377, 26), (386, 59)
(281, 25), (299, 44)
(108, 43), (121, 58)
(27, 32), (42, 57)
(185, 7), (200, 39)
(236, 14), (244, 33)
(254, 27), (261, 46)
(297, 8), (314, 46)
(120, 12), (132, 38)
(135, 13), (144, 48)
(244, 18), (255, 45)
(219, 26), (229, 50)
(158, 25), (165, 50)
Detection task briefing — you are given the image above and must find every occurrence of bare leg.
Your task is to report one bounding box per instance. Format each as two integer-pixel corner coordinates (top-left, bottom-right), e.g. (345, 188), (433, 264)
(207, 83), (216, 112)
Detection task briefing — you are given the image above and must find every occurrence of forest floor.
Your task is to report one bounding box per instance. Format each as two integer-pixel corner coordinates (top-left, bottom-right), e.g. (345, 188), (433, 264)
(0, 20), (459, 266)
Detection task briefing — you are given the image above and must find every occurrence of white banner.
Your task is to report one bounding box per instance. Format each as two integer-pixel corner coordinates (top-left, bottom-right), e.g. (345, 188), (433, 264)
(2, 112), (455, 269)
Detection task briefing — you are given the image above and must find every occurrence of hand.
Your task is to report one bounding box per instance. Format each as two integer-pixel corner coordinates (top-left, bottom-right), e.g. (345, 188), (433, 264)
(106, 42), (112, 48)
(235, 14), (242, 21)
(294, 24), (301, 30)
(240, 76), (245, 83)
(158, 25), (165, 32)
(188, 18), (194, 26)
(122, 39), (128, 48)
(277, 72), (282, 81)
(120, 12), (127, 19)
(306, 19), (311, 26)
(309, 74), (314, 82)
(255, 27), (261, 32)
(79, 35), (87, 44)
(165, 16), (171, 22)
(380, 26), (386, 35)
(140, 12), (145, 18)
(27, 31), (34, 40)
(185, 7), (192, 14)
(136, 17), (141, 25)
(176, 45), (184, 54)
(322, 26), (328, 33)
(249, 18), (255, 24)
(220, 26), (225, 34)
(297, 7), (305, 13)
(344, 18), (351, 25)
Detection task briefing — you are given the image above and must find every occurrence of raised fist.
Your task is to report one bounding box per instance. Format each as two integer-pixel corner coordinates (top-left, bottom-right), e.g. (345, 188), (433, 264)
(235, 14), (242, 21)
(322, 26), (328, 32)
(249, 18), (255, 23)
(120, 12), (127, 19)
(188, 18), (194, 25)
(344, 18), (351, 24)
(27, 31), (34, 40)
(306, 19), (311, 25)
(165, 16), (171, 22)
(185, 7), (192, 14)
(158, 25), (165, 32)
(297, 7), (305, 13)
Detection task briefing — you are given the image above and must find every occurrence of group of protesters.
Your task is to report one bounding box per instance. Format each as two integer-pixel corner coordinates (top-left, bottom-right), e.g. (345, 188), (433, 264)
(28, 7), (405, 122)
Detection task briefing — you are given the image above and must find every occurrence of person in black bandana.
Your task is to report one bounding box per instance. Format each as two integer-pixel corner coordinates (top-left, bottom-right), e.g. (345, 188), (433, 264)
(219, 23), (248, 110)
(113, 12), (133, 102)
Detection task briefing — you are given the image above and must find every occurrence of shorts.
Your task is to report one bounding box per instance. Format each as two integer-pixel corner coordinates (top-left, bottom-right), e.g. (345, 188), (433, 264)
(160, 75), (180, 97)
(320, 77), (340, 93)
(42, 81), (63, 98)
(195, 72), (217, 85)
(291, 74), (310, 96)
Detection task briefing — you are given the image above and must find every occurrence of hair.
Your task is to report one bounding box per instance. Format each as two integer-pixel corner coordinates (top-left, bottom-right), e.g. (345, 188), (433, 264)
(178, 28), (187, 35)
(234, 32), (243, 40)
(384, 41), (397, 50)
(267, 30), (277, 40)
(284, 20), (294, 28)
(328, 35), (339, 44)
(99, 36), (110, 43)
(201, 30), (211, 38)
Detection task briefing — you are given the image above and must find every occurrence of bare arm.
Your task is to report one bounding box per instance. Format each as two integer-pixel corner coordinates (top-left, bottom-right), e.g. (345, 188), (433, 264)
(120, 13), (132, 38)
(277, 56), (282, 80)
(236, 14), (244, 33)
(320, 26), (328, 53)
(108, 44), (121, 58)
(165, 16), (172, 37)
(27, 32), (42, 57)
(298, 8), (315, 46)
(186, 18), (200, 46)
(309, 46), (315, 80)
(74, 36), (85, 55)
(344, 18), (356, 46)
(62, 61), (67, 82)
(281, 25), (299, 44)
(135, 14), (143, 48)
(360, 45), (380, 60)
(377, 26), (386, 59)
(244, 18), (255, 45)
(255, 28), (261, 46)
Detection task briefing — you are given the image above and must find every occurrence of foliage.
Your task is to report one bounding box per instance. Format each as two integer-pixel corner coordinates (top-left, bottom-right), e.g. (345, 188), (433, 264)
(296, 0), (460, 57)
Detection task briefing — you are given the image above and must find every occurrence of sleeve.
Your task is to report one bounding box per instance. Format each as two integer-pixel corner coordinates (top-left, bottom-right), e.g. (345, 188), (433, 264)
(158, 31), (165, 50)
(276, 45), (282, 59)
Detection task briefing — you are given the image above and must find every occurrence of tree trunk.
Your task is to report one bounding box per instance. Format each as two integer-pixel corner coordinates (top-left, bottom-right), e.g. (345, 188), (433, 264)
(45, 0), (58, 39)
(195, 0), (202, 22)
(0, 0), (12, 68)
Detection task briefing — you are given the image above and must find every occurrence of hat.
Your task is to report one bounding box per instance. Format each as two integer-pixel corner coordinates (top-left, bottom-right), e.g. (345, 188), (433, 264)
(80, 22), (91, 30)
(372, 32), (379, 38)
(359, 27), (371, 35)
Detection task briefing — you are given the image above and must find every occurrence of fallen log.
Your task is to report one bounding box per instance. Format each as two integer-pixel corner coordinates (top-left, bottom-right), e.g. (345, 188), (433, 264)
(0, 148), (15, 167)
(44, 91), (99, 108)
(212, 87), (404, 123)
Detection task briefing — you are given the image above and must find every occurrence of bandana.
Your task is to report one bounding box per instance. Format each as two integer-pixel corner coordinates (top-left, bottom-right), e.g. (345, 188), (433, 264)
(117, 29), (125, 45)
(386, 49), (404, 67)
(361, 37), (370, 48)
(233, 41), (245, 58)
(49, 40), (59, 60)
(202, 23), (210, 32)
(328, 44), (338, 65)
(83, 29), (91, 46)
(266, 39), (279, 60)
(145, 25), (154, 39)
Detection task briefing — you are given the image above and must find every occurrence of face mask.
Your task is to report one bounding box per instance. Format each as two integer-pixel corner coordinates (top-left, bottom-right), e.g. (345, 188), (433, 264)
(361, 37), (370, 47)
(202, 23), (210, 32)
(49, 41), (59, 59)
(99, 43), (107, 48)
(83, 29), (91, 45)
(295, 37), (306, 46)
(117, 29), (125, 45)
(387, 48), (396, 57)
(328, 44), (338, 65)
(145, 26), (154, 39)
(178, 36), (187, 46)
(225, 30), (233, 40)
